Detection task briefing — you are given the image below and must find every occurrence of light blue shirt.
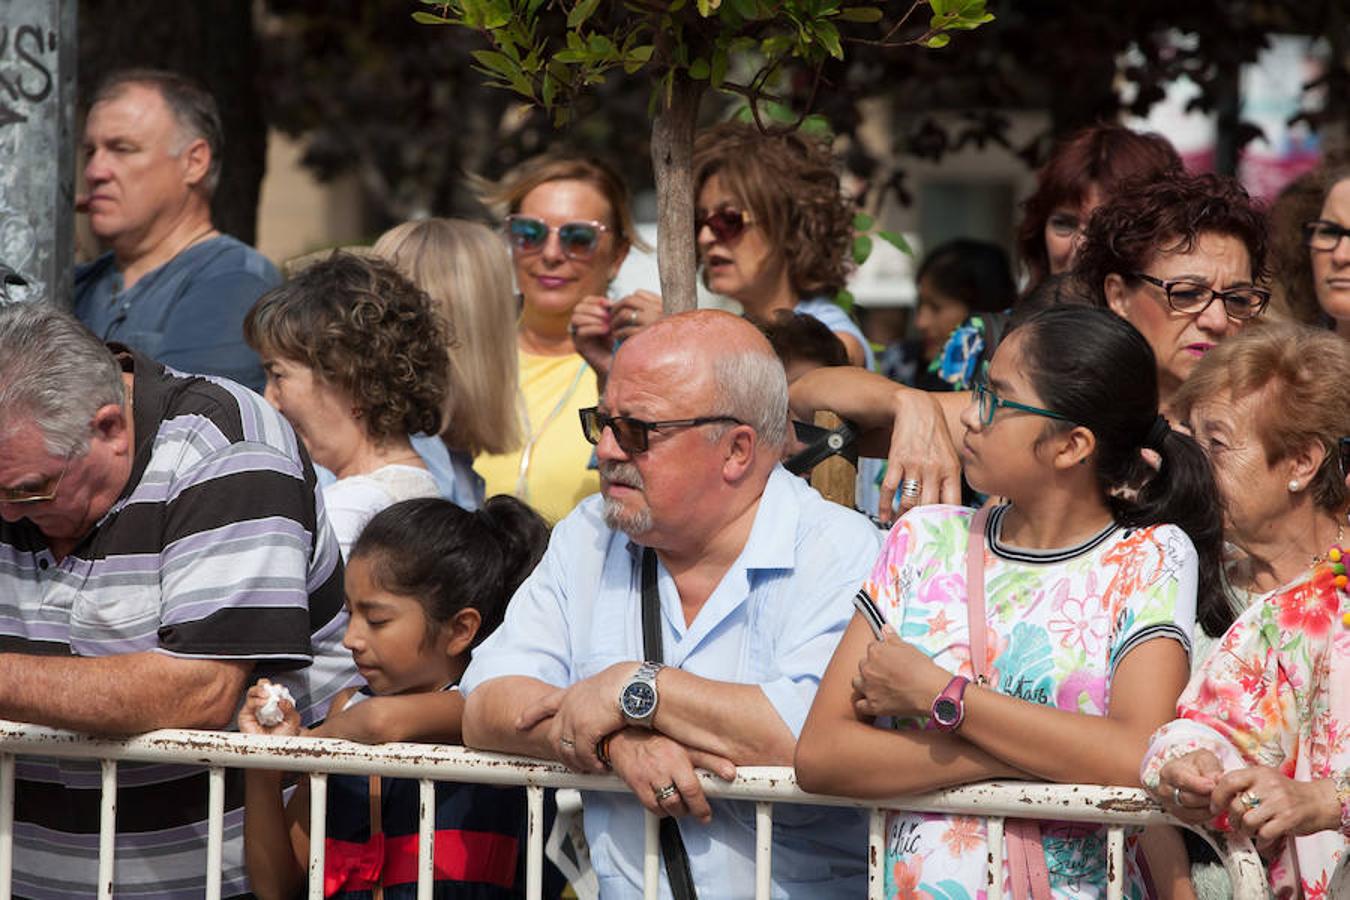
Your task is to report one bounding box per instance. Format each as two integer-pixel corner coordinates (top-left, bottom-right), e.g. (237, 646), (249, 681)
(462, 465), (882, 899)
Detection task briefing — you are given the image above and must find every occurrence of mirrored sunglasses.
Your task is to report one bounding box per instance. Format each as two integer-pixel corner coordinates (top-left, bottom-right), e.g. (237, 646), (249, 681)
(505, 215), (608, 261)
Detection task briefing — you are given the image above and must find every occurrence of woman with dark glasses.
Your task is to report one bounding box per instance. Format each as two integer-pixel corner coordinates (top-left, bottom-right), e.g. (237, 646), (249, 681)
(475, 155), (645, 523)
(692, 121), (869, 370)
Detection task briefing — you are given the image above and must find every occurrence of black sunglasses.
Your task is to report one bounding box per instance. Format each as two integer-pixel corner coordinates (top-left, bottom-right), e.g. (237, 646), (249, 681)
(696, 207), (754, 244)
(1339, 436), (1350, 481)
(579, 406), (745, 454)
(504, 215), (608, 261)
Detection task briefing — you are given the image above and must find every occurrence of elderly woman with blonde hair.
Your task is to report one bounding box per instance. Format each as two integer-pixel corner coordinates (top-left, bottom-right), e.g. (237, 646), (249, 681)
(1141, 322), (1350, 897)
(374, 218), (522, 509)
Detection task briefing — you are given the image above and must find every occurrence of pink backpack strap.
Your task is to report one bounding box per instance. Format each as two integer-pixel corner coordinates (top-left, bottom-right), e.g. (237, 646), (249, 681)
(965, 505), (1052, 900)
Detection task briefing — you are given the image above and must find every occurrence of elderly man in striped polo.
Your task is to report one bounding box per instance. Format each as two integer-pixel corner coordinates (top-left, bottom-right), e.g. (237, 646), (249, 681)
(0, 303), (356, 898)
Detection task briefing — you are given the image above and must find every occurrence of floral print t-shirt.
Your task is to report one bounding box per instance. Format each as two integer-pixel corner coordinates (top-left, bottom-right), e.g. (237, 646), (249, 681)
(866, 504), (1198, 900)
(1142, 564), (1350, 898)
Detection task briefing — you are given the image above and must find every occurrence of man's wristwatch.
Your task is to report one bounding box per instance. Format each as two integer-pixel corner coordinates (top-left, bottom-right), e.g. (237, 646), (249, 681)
(618, 661), (664, 728)
(931, 675), (971, 732)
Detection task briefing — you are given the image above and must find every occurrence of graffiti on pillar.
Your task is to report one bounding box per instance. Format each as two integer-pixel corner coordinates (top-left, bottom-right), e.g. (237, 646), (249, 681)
(0, 7), (61, 304)
(0, 24), (56, 127)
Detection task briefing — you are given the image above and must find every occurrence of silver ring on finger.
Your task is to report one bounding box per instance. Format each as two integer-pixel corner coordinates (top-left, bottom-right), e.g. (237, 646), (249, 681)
(1241, 791), (1262, 809)
(654, 783), (678, 802)
(900, 478), (922, 500)
(559, 737), (575, 748)
(629, 309), (638, 325)
(1172, 785), (1184, 807)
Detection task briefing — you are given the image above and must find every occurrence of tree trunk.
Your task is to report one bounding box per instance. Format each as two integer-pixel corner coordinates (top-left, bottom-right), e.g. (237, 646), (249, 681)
(649, 74), (705, 313)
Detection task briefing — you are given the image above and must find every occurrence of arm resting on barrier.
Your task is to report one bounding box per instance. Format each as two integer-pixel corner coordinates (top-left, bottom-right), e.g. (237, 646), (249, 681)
(796, 615), (1028, 797)
(0, 652), (252, 732)
(943, 637), (1189, 786)
(311, 687), (466, 744)
(462, 674), (564, 760)
(516, 661), (797, 773)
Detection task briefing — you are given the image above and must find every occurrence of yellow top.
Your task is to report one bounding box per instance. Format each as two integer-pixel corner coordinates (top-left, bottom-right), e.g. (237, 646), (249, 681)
(475, 349), (600, 524)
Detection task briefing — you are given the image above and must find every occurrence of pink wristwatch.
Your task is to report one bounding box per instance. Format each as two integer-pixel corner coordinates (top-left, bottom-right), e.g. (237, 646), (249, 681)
(931, 675), (971, 731)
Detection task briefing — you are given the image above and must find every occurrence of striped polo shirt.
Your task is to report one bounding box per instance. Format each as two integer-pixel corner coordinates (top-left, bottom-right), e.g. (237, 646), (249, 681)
(0, 351), (357, 899)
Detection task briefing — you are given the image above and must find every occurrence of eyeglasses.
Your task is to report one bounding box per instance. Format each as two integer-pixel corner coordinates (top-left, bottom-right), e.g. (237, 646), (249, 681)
(1304, 220), (1350, 253)
(578, 406), (745, 455)
(504, 215), (609, 261)
(1129, 272), (1270, 321)
(973, 370), (1074, 429)
(1339, 436), (1350, 481)
(1046, 211), (1086, 239)
(0, 455), (73, 505)
(696, 207), (754, 244)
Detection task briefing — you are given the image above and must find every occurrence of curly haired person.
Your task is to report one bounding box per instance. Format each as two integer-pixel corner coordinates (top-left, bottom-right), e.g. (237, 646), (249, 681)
(245, 252), (451, 557)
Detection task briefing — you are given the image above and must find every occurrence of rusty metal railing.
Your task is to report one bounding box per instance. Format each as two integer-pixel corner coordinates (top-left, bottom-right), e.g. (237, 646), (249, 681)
(0, 720), (1267, 900)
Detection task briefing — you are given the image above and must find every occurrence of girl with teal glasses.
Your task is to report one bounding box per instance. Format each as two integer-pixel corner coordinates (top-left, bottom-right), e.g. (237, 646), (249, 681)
(798, 306), (1229, 900)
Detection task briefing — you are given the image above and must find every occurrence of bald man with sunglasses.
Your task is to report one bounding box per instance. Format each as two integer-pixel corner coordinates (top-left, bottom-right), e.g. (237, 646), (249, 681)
(461, 310), (881, 899)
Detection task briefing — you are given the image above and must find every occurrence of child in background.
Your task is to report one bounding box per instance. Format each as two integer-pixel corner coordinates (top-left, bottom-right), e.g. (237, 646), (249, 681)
(240, 496), (549, 900)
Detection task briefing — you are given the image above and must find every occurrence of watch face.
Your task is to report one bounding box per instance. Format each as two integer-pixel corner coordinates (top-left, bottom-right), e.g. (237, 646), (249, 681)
(622, 682), (657, 718)
(932, 697), (960, 726)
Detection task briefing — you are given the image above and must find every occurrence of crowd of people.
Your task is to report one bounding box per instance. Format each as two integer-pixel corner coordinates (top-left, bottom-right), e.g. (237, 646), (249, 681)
(1, 65), (1349, 900)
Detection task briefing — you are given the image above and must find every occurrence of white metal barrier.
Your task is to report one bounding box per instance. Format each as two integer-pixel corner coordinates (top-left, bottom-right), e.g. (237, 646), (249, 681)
(0, 720), (1268, 900)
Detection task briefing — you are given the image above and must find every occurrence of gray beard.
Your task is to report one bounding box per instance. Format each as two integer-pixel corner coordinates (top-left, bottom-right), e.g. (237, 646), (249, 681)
(601, 494), (653, 537)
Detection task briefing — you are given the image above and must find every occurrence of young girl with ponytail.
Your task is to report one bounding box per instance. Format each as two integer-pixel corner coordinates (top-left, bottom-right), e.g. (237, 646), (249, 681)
(796, 306), (1229, 900)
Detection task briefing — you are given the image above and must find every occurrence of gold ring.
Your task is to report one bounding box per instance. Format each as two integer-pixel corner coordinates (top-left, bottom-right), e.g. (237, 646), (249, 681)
(1241, 791), (1261, 809)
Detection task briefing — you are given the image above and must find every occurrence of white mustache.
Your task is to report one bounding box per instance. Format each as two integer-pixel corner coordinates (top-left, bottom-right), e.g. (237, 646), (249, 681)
(600, 461), (643, 490)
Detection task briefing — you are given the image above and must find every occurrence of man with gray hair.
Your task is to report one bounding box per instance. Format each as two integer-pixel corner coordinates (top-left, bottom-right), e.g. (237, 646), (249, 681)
(461, 310), (881, 898)
(73, 68), (278, 392)
(0, 303), (353, 897)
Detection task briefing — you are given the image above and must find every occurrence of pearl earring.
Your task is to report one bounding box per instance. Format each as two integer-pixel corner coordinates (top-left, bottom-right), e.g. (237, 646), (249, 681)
(1289, 480), (1301, 492)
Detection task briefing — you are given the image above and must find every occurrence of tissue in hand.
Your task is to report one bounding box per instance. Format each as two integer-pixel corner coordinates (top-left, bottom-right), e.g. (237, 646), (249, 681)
(258, 683), (295, 727)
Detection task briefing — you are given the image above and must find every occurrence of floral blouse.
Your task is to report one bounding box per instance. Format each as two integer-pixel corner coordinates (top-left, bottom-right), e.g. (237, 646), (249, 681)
(1142, 564), (1350, 898)
(868, 504), (1197, 899)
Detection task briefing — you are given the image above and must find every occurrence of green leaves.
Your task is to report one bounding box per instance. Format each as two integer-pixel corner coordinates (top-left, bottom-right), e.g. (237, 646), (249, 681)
(852, 234), (873, 266)
(414, 0), (991, 131)
(567, 0), (600, 29)
(927, 0), (994, 47)
(877, 230), (913, 255)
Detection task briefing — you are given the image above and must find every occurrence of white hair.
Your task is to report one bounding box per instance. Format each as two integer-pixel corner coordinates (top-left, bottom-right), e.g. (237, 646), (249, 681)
(710, 346), (789, 449)
(0, 304), (123, 455)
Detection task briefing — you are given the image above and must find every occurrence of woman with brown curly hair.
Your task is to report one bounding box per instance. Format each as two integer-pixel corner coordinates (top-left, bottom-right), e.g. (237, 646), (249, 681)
(693, 121), (870, 367)
(1074, 171), (1270, 414)
(245, 251), (450, 558)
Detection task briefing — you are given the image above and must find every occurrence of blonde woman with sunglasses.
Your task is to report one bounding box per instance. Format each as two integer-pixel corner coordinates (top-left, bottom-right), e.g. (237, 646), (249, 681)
(475, 155), (645, 524)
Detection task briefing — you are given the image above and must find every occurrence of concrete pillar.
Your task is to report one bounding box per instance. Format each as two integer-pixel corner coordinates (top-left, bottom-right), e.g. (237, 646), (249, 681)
(0, 0), (75, 306)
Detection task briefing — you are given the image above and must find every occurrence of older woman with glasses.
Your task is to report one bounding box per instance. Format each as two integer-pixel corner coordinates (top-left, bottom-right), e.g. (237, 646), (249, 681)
(474, 154), (645, 523)
(1141, 322), (1350, 897)
(1073, 172), (1270, 416)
